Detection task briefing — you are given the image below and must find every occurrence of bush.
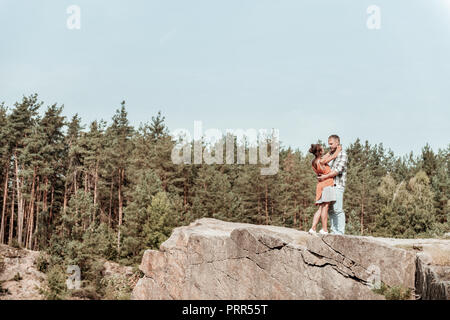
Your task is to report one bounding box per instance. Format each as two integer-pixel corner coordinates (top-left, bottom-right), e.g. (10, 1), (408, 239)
(100, 274), (132, 300)
(10, 239), (21, 249)
(82, 259), (106, 296)
(35, 252), (50, 273)
(42, 265), (67, 300)
(385, 286), (412, 300)
(372, 282), (412, 300)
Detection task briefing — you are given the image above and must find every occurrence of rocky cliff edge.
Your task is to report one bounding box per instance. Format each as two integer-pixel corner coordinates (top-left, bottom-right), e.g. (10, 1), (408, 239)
(132, 218), (450, 300)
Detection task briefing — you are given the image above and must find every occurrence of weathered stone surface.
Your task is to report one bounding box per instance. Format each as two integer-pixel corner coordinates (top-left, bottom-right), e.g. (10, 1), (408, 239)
(102, 260), (134, 278)
(414, 244), (450, 300)
(0, 244), (46, 300)
(133, 218), (450, 300)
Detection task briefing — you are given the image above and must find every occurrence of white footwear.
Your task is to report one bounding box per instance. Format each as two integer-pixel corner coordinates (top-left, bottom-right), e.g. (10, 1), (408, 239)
(308, 228), (317, 234)
(319, 229), (328, 235)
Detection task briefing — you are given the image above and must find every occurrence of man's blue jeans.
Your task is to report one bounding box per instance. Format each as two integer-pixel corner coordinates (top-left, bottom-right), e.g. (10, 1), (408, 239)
(329, 186), (345, 235)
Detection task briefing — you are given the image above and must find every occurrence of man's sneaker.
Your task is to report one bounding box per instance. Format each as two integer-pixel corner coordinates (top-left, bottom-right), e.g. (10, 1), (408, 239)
(319, 229), (328, 235)
(308, 228), (316, 235)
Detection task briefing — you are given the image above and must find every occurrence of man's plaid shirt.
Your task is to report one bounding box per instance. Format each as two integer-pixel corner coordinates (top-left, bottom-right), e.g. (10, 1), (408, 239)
(328, 149), (348, 189)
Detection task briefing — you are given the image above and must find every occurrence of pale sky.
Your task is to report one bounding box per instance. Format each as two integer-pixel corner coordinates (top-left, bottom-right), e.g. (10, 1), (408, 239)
(1, 0), (449, 156)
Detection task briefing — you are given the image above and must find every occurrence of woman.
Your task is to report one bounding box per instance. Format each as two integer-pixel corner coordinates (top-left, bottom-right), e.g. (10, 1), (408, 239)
(308, 143), (341, 235)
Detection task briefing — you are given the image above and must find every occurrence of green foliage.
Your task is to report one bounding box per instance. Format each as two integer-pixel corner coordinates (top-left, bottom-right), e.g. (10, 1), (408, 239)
(84, 223), (118, 261)
(192, 164), (245, 223)
(375, 170), (442, 238)
(372, 282), (412, 300)
(0, 94), (448, 299)
(100, 274), (133, 300)
(35, 252), (50, 273)
(10, 239), (21, 249)
(142, 191), (179, 250)
(41, 265), (67, 300)
(44, 190), (118, 299)
(120, 169), (164, 264)
(120, 184), (182, 266)
(344, 209), (361, 235)
(344, 140), (391, 235)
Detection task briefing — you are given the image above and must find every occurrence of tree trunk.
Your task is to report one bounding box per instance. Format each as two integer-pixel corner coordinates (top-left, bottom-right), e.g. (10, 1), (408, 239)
(117, 168), (124, 251)
(271, 201), (274, 224)
(361, 180), (365, 235)
(33, 182), (41, 251)
(109, 180), (114, 228)
(93, 161), (99, 224)
(99, 206), (106, 224)
(14, 153), (25, 246)
(43, 176), (48, 213)
(74, 170), (78, 194)
(24, 199), (29, 248)
(8, 182), (15, 246)
(28, 175), (38, 249)
(93, 161), (99, 206)
(43, 176), (49, 229)
(24, 168), (36, 249)
(63, 179), (68, 214)
(0, 165), (9, 244)
(49, 185), (54, 222)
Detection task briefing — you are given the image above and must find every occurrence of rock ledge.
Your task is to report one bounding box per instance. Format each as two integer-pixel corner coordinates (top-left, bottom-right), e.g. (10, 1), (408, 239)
(132, 218), (450, 300)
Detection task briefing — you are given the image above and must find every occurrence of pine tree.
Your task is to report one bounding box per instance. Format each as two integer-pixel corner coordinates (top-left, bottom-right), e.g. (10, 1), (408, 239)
(191, 164), (244, 222)
(6, 94), (41, 246)
(120, 169), (163, 264)
(34, 103), (66, 249)
(105, 101), (133, 251)
(375, 171), (437, 238)
(1, 93), (448, 300)
(277, 148), (315, 230)
(63, 114), (84, 215)
(0, 103), (11, 244)
(430, 146), (449, 225)
(142, 191), (180, 251)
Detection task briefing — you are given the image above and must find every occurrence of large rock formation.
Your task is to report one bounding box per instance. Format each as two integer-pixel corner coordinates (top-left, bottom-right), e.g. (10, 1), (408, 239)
(132, 218), (450, 300)
(0, 244), (46, 300)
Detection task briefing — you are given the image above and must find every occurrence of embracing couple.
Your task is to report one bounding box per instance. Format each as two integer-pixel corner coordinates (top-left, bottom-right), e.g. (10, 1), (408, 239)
(308, 135), (348, 235)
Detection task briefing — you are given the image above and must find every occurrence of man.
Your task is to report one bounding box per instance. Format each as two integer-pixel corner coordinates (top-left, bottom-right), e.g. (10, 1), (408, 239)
(317, 135), (348, 235)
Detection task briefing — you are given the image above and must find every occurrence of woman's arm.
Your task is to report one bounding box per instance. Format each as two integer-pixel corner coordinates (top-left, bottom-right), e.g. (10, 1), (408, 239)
(320, 145), (342, 165)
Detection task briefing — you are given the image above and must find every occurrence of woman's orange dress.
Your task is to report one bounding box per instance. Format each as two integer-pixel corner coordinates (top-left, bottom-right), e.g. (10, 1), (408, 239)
(312, 161), (334, 205)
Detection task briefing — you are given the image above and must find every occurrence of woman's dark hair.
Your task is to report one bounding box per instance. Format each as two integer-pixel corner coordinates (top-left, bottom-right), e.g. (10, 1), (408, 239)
(309, 144), (322, 157)
(309, 144), (323, 170)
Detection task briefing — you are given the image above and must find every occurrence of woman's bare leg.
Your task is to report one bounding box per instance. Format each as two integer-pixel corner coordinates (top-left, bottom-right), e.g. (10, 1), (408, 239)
(320, 203), (329, 232)
(311, 206), (322, 231)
